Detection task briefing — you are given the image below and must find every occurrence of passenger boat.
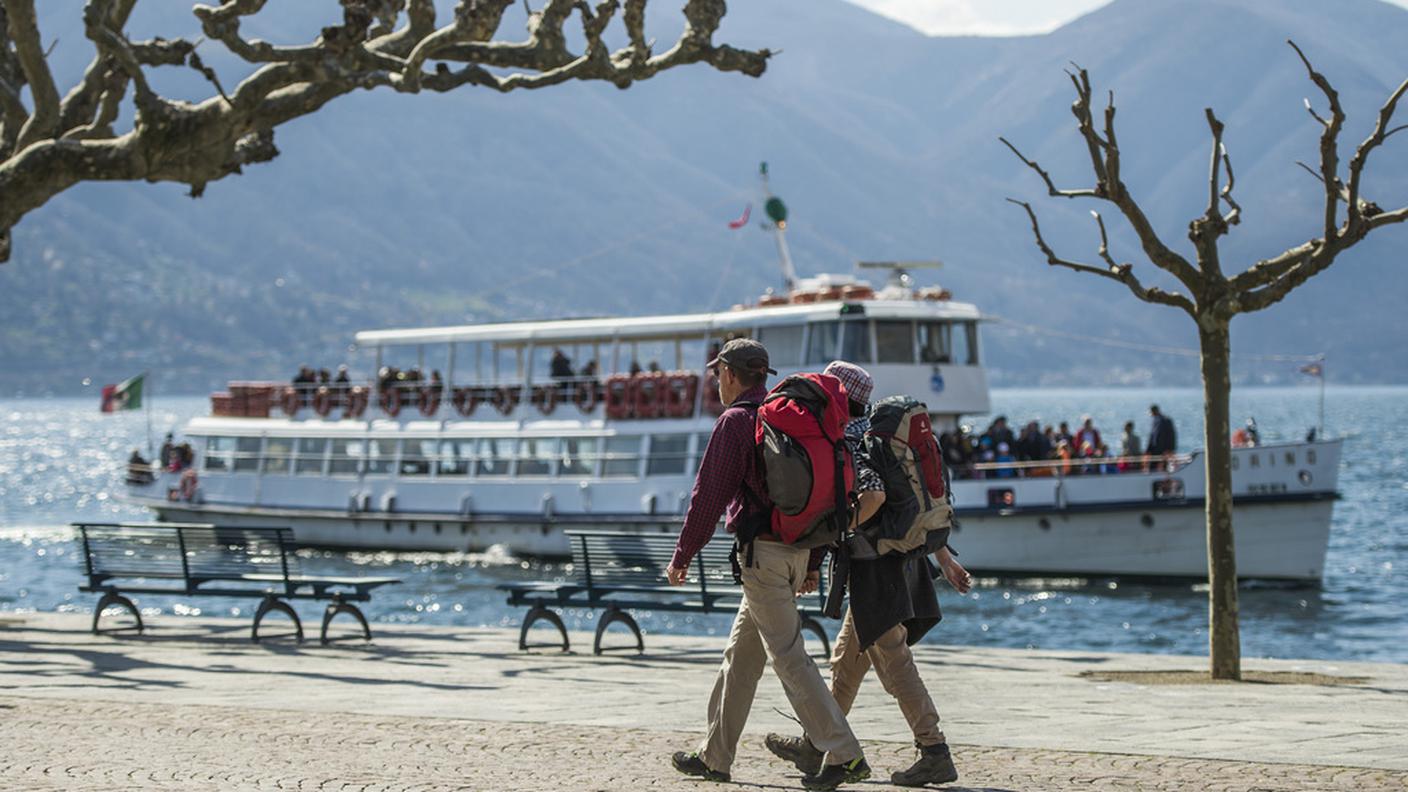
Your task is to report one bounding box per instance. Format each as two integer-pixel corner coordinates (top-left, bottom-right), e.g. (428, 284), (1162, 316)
(124, 170), (1340, 581)
(123, 260), (1339, 581)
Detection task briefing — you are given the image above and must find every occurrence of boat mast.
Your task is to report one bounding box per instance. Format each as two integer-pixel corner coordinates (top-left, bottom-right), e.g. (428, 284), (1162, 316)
(759, 162), (797, 292)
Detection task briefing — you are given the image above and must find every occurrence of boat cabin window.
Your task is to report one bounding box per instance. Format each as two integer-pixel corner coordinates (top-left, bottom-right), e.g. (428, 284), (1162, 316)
(955, 320), (979, 365)
(400, 439), (435, 476)
(204, 436), (236, 471)
(234, 437), (261, 472)
(438, 439), (473, 476)
(602, 435), (642, 478)
(875, 321), (914, 364)
(757, 325), (804, 368)
(329, 439), (364, 475)
(295, 438), (328, 475)
(918, 321), (952, 364)
(692, 432), (712, 474)
(647, 434), (691, 476)
(517, 438), (557, 476)
(806, 321), (839, 365)
(839, 319), (872, 363)
(365, 439), (396, 475)
(263, 437), (294, 474)
(477, 438), (515, 476)
(560, 437), (599, 477)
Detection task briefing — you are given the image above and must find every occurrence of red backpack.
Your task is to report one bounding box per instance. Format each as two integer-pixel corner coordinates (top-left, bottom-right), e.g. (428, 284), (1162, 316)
(755, 373), (855, 548)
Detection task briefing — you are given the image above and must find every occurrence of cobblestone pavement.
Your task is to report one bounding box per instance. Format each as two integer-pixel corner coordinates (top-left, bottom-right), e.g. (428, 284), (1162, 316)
(2, 696), (1405, 792)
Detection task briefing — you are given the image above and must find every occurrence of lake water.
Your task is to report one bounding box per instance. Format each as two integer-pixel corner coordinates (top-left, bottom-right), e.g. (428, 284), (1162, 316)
(2, 387), (1404, 663)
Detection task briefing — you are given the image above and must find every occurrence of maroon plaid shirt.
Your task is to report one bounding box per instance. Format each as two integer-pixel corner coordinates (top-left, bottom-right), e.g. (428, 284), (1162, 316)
(670, 384), (771, 570)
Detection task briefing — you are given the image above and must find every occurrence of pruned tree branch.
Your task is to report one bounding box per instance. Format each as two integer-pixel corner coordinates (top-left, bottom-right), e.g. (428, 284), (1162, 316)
(1289, 39), (1346, 243)
(4, 0), (62, 151)
(1006, 198), (1195, 316)
(1001, 67), (1202, 292)
(0, 0), (771, 263)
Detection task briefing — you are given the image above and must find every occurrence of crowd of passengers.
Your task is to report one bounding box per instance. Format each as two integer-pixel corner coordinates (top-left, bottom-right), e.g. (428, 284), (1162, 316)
(941, 404), (1179, 479)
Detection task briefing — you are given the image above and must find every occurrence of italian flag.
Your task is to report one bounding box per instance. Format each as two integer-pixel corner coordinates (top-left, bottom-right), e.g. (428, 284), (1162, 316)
(101, 373), (144, 412)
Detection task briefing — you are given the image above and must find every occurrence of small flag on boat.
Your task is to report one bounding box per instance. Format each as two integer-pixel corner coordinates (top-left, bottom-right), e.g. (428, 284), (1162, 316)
(1299, 361), (1324, 378)
(101, 373), (144, 412)
(728, 203), (751, 230)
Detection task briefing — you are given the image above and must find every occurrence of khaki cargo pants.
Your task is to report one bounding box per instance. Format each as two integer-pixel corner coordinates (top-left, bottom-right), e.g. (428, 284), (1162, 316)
(828, 606), (945, 746)
(697, 539), (863, 773)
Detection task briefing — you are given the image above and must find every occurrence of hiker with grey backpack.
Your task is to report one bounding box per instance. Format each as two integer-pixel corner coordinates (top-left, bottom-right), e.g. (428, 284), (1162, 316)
(766, 360), (973, 787)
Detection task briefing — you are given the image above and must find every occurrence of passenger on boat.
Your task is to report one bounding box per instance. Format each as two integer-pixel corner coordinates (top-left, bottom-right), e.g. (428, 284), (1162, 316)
(1119, 422), (1141, 472)
(1016, 421), (1050, 466)
(1073, 416), (1102, 458)
(550, 348), (573, 380)
(334, 365), (350, 391)
(667, 339), (868, 788)
(159, 433), (175, 469)
(629, 359), (643, 376)
(766, 360), (965, 788)
(1146, 405), (1177, 457)
(318, 368), (330, 385)
(1055, 421), (1074, 449)
(994, 442), (1017, 478)
(127, 449), (154, 484)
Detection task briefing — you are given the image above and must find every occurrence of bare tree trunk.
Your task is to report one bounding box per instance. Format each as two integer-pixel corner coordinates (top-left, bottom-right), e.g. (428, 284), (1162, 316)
(1199, 320), (1241, 680)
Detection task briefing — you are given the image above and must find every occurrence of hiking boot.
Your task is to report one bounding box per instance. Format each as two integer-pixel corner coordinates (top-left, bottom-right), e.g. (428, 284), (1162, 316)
(890, 741), (958, 787)
(801, 757), (870, 791)
(671, 751), (730, 782)
(765, 732), (824, 775)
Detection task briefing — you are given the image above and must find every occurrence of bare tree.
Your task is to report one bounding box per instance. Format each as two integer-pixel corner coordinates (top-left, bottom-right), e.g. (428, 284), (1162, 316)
(1001, 42), (1407, 680)
(0, 0), (769, 263)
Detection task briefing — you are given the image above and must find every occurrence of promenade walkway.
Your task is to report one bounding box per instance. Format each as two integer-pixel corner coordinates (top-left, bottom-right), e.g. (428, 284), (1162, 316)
(1, 613), (1404, 791)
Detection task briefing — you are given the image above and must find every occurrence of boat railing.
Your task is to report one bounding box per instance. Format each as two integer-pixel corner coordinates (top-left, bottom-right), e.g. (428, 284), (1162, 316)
(957, 452), (1195, 480)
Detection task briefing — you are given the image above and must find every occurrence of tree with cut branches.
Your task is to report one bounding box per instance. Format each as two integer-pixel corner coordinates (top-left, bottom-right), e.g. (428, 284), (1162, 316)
(0, 0), (769, 263)
(1001, 42), (1407, 680)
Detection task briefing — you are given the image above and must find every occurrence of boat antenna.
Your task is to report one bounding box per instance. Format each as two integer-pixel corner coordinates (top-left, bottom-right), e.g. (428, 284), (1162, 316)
(759, 162), (798, 292)
(857, 260), (942, 291)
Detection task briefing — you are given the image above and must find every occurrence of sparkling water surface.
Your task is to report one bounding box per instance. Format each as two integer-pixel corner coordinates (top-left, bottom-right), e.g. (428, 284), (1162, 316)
(2, 388), (1404, 662)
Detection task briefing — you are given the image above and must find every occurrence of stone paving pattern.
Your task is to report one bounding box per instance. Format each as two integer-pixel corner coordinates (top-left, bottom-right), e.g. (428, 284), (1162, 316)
(2, 613), (1406, 791)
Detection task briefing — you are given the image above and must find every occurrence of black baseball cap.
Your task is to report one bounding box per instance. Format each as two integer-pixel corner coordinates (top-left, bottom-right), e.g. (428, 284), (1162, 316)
(708, 338), (777, 375)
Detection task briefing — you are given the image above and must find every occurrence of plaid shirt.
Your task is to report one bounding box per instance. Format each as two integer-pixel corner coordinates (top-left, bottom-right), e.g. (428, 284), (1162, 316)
(846, 415), (884, 493)
(670, 385), (771, 569)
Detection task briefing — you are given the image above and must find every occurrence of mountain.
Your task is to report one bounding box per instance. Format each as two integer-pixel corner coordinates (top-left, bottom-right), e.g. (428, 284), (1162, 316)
(4, 0), (1407, 396)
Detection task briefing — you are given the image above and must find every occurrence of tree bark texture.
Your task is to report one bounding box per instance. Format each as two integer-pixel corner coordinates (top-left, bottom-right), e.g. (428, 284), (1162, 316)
(1198, 321), (1240, 680)
(0, 0), (771, 263)
(1003, 43), (1407, 680)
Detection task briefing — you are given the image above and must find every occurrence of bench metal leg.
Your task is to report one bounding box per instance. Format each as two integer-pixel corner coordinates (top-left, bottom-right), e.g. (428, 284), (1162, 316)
(801, 615), (830, 661)
(321, 598), (372, 645)
(92, 591), (143, 636)
(252, 595), (303, 644)
(593, 606), (644, 656)
(518, 604), (569, 652)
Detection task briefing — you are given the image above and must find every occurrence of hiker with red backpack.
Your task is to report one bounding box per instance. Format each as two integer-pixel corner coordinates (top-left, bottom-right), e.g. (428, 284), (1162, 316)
(667, 339), (871, 791)
(766, 361), (973, 788)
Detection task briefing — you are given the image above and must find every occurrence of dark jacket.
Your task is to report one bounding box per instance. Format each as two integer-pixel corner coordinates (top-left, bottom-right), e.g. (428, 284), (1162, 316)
(842, 439), (942, 650)
(1147, 414), (1177, 455)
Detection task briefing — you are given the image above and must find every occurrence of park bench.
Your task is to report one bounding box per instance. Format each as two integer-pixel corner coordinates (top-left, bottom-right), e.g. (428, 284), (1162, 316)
(74, 522), (400, 644)
(502, 529), (833, 657)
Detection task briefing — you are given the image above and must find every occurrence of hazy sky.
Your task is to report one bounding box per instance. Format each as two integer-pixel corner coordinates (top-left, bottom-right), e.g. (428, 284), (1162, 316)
(844, 0), (1408, 36)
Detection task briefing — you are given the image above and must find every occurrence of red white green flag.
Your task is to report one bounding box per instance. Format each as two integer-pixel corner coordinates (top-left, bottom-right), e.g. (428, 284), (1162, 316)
(100, 373), (144, 412)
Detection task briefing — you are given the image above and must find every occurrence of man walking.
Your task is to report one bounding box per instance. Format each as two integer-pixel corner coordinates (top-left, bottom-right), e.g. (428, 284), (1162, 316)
(767, 361), (972, 787)
(668, 340), (870, 790)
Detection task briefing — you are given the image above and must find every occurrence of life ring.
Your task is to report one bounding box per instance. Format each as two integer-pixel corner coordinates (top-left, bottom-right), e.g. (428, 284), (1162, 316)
(451, 386), (477, 417)
(702, 372), (725, 416)
(531, 385), (558, 416)
(178, 469), (198, 501)
(418, 386), (441, 417)
(604, 375), (635, 420)
(380, 386), (403, 417)
(663, 373), (698, 418)
(491, 385), (519, 416)
(633, 372), (666, 419)
(313, 386), (335, 417)
(574, 380), (601, 414)
(280, 387), (300, 417)
(344, 386), (369, 419)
